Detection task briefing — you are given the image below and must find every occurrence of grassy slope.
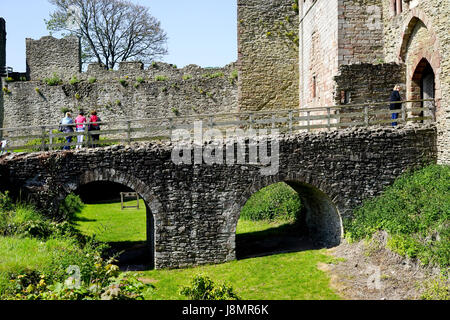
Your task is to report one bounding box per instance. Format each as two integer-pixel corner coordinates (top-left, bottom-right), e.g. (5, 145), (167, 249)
(345, 164), (449, 270)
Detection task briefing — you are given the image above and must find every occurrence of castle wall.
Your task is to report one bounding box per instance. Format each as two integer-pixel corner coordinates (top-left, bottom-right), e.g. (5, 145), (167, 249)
(338, 0), (385, 65)
(237, 0), (299, 112)
(381, 0), (450, 164)
(2, 62), (238, 130)
(0, 18), (5, 70)
(26, 36), (81, 81)
(334, 63), (405, 105)
(300, 0), (339, 108)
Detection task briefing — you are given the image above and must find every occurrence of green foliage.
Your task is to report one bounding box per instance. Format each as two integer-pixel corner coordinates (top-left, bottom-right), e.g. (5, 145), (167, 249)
(69, 76), (80, 85)
(88, 77), (97, 84)
(179, 274), (240, 300)
(44, 73), (62, 86)
(155, 75), (168, 81)
(202, 72), (224, 79)
(5, 77), (14, 83)
(60, 107), (72, 115)
(345, 165), (450, 269)
(35, 87), (41, 95)
(24, 129), (66, 152)
(0, 192), (149, 300)
(229, 70), (238, 84)
(119, 78), (128, 87)
(2, 87), (11, 94)
(136, 77), (145, 84)
(58, 194), (85, 221)
(171, 107), (180, 116)
(0, 194), (77, 240)
(240, 183), (302, 223)
(74, 93), (81, 100)
(419, 276), (450, 300)
(0, 191), (13, 212)
(182, 74), (192, 81)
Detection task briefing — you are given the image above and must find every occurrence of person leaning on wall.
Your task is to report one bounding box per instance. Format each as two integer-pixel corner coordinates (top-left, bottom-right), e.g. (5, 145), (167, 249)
(60, 112), (74, 150)
(389, 84), (402, 127)
(88, 110), (101, 148)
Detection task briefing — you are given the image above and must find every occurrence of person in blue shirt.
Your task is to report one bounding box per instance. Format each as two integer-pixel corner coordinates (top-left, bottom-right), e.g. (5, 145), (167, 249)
(60, 112), (74, 150)
(389, 85), (402, 127)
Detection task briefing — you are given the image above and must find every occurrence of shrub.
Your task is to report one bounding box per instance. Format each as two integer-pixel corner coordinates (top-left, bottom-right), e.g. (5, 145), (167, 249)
(240, 182), (302, 222)
(202, 72), (224, 79)
(69, 76), (80, 85)
(155, 75), (168, 81)
(58, 194), (85, 221)
(229, 70), (238, 84)
(119, 78), (128, 87)
(2, 87), (11, 94)
(182, 74), (192, 81)
(345, 165), (450, 269)
(88, 77), (97, 84)
(5, 77), (14, 83)
(136, 77), (145, 84)
(180, 274), (240, 300)
(44, 73), (62, 86)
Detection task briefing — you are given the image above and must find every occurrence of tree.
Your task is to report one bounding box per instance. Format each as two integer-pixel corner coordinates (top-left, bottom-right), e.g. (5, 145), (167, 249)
(46, 0), (168, 70)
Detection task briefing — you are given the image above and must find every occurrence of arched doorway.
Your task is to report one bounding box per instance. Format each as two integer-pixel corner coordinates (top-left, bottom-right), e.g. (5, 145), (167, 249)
(235, 180), (343, 260)
(411, 58), (435, 121)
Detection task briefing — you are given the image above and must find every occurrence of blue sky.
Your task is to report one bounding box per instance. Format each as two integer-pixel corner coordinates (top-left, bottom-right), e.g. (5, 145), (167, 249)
(1, 0), (238, 71)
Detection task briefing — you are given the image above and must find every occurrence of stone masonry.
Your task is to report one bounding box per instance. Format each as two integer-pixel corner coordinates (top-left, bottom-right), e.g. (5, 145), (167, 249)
(238, 0), (299, 112)
(26, 36), (81, 81)
(0, 125), (437, 269)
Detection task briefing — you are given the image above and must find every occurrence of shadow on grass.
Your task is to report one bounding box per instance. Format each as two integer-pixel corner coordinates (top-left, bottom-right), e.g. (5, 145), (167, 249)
(236, 222), (322, 260)
(105, 241), (152, 271)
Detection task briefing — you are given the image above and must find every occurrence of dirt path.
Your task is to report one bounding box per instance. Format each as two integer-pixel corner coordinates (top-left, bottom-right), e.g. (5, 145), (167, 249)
(319, 232), (444, 300)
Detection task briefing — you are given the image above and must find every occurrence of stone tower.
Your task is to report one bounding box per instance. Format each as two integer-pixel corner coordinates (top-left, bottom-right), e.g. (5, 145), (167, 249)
(0, 18), (6, 72)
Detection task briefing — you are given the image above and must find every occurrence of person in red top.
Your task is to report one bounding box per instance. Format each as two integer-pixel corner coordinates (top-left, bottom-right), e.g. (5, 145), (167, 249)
(75, 111), (87, 149)
(88, 110), (101, 148)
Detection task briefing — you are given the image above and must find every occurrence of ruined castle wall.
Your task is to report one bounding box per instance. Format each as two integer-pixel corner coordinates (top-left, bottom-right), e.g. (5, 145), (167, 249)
(300, 0), (339, 108)
(381, 0), (450, 164)
(238, 0), (299, 112)
(26, 36), (81, 81)
(2, 62), (238, 130)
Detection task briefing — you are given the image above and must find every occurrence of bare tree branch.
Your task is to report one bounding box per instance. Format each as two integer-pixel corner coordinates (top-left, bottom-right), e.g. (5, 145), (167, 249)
(46, 0), (168, 69)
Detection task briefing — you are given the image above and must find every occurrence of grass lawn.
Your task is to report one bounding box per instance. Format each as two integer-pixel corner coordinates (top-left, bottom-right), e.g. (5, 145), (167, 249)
(140, 249), (341, 300)
(73, 200), (147, 243)
(73, 202), (341, 300)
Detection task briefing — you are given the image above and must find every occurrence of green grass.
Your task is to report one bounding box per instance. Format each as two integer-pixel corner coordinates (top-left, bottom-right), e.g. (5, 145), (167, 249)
(73, 200), (146, 242)
(140, 249), (340, 300)
(345, 164), (450, 270)
(72, 203), (339, 300)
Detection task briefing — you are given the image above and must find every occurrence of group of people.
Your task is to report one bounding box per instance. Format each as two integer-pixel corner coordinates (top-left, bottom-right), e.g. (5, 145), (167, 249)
(60, 110), (101, 150)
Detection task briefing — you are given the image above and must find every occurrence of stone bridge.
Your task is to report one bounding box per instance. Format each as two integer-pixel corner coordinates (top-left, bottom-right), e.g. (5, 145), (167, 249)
(0, 125), (437, 269)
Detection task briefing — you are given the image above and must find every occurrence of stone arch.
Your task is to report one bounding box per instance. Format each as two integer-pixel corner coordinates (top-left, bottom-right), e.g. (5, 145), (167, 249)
(398, 13), (442, 110)
(59, 168), (164, 217)
(58, 168), (163, 269)
(229, 173), (343, 257)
